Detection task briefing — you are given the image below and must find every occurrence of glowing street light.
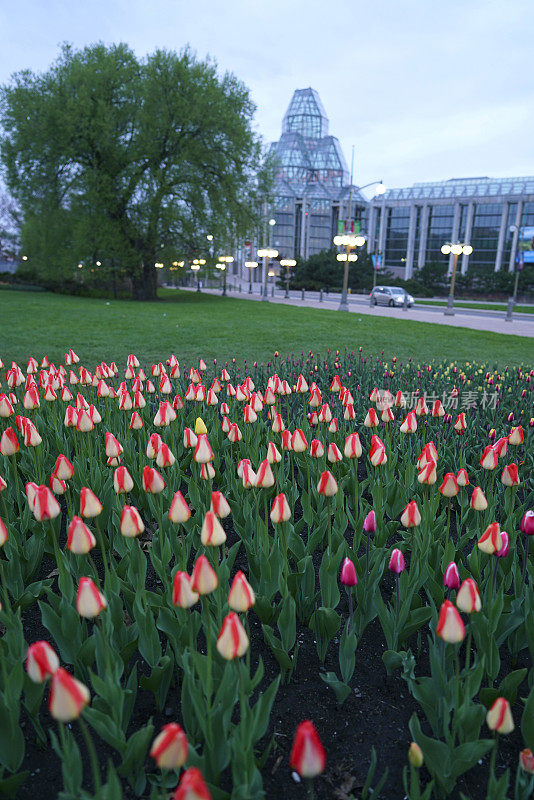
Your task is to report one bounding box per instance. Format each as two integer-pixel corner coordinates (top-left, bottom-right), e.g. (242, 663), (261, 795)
(257, 247), (278, 302)
(218, 255), (234, 296)
(245, 260), (258, 294)
(441, 242), (473, 315)
(280, 258), (297, 298)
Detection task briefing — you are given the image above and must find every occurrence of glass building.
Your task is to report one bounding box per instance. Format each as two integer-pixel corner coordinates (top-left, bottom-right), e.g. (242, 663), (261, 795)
(265, 88), (367, 261)
(367, 177), (534, 278)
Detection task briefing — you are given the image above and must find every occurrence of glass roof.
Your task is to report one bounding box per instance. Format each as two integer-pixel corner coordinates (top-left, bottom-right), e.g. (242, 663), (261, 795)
(271, 89), (350, 199)
(380, 176), (534, 201)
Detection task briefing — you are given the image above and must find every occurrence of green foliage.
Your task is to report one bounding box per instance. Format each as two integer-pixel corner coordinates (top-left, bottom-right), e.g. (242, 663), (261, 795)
(0, 44), (271, 299)
(282, 246), (394, 292)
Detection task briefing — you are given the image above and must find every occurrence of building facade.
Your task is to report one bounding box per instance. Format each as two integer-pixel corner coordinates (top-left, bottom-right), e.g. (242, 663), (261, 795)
(367, 177), (534, 278)
(237, 87), (534, 288)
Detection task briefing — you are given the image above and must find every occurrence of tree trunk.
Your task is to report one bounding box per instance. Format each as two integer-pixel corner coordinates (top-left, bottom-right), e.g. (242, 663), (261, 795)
(131, 260), (158, 300)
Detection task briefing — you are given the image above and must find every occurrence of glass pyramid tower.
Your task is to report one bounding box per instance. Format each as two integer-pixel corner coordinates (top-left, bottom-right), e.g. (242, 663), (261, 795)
(267, 88), (367, 259)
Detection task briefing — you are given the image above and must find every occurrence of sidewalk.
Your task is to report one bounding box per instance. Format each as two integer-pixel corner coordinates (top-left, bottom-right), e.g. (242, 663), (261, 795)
(181, 286), (534, 337)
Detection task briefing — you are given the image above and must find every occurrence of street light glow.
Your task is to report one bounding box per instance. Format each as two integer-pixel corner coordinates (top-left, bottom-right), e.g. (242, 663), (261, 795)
(268, 218), (276, 226)
(245, 261), (258, 268)
(374, 182), (386, 195)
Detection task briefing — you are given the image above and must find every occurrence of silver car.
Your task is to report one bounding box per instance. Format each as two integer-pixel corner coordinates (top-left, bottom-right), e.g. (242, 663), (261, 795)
(370, 285), (414, 307)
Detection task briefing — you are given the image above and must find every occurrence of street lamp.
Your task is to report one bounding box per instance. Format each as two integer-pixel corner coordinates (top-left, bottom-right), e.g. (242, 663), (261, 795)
(191, 259), (205, 292)
(280, 258), (297, 298)
(245, 260), (258, 294)
(218, 255), (234, 296)
(257, 247), (278, 301)
(333, 232), (366, 311)
(441, 242), (473, 315)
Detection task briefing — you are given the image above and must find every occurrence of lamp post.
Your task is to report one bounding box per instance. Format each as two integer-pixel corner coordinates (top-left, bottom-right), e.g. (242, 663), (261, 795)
(280, 258), (297, 298)
(257, 246), (278, 302)
(218, 255), (234, 296)
(441, 242), (473, 315)
(334, 173), (386, 312)
(245, 261), (258, 293)
(333, 233), (365, 311)
(191, 260), (200, 291)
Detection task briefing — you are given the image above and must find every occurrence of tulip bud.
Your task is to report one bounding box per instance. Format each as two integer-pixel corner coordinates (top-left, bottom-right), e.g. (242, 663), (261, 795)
(228, 571), (255, 612)
(120, 505), (145, 537)
(0, 427), (20, 456)
(501, 464), (519, 487)
(167, 491), (191, 524)
(104, 432), (123, 458)
(436, 599), (465, 643)
(270, 493), (291, 523)
(470, 486), (488, 511)
(519, 749), (534, 774)
(0, 517), (7, 547)
(194, 434), (214, 464)
(439, 473), (459, 497)
(388, 548), (405, 574)
(32, 485), (61, 521)
(80, 487), (103, 518)
(456, 468), (469, 487)
(456, 578), (481, 614)
(486, 697), (514, 734)
(327, 443), (342, 463)
(172, 571), (199, 608)
(401, 500), (421, 528)
(408, 742), (424, 768)
(443, 562), (460, 590)
(478, 522), (503, 554)
(479, 445), (498, 471)
(142, 465), (165, 494)
(173, 767), (212, 800)
(310, 439), (325, 458)
(363, 510), (377, 533)
(290, 720), (326, 778)
(113, 466), (134, 494)
(26, 641), (60, 683)
(150, 723), (188, 770)
(76, 577), (107, 618)
(496, 531), (509, 558)
(317, 470), (338, 497)
(191, 555), (218, 595)
(67, 516), (96, 554)
(417, 461), (437, 485)
(53, 454), (74, 481)
(252, 460), (272, 490)
(200, 511), (226, 547)
(508, 425), (524, 445)
(521, 510), (534, 535)
(340, 557), (357, 586)
(49, 667), (90, 721)
(195, 417), (207, 435)
(216, 611), (249, 660)
(344, 432), (362, 458)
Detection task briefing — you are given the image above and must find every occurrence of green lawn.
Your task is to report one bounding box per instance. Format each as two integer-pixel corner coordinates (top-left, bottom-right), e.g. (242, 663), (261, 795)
(0, 288), (532, 369)
(417, 299), (534, 314)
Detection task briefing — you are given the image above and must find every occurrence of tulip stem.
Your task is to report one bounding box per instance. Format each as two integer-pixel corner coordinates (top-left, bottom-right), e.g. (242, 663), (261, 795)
(446, 500), (451, 546)
(202, 597), (213, 743)
(0, 557), (11, 615)
(522, 536), (530, 584)
(347, 588), (354, 628)
(464, 625), (472, 672)
(9, 456), (22, 518)
(306, 778), (315, 799)
(94, 518), (110, 585)
(79, 716), (101, 792)
(327, 497), (332, 556)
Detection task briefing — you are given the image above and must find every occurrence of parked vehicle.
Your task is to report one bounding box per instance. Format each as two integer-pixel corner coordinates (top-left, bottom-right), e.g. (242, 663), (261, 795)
(370, 285), (414, 307)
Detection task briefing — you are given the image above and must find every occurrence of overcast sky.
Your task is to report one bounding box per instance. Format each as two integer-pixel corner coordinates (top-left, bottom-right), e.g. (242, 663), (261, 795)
(1, 0), (532, 194)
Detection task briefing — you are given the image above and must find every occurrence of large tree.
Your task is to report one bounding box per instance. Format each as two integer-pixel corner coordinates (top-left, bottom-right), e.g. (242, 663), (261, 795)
(0, 43), (270, 299)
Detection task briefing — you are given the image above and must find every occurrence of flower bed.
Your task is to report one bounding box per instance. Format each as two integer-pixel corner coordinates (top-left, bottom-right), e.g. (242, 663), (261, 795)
(0, 349), (532, 800)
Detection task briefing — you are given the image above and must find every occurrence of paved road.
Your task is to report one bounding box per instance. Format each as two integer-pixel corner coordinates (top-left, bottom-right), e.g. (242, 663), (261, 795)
(179, 286), (534, 338)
